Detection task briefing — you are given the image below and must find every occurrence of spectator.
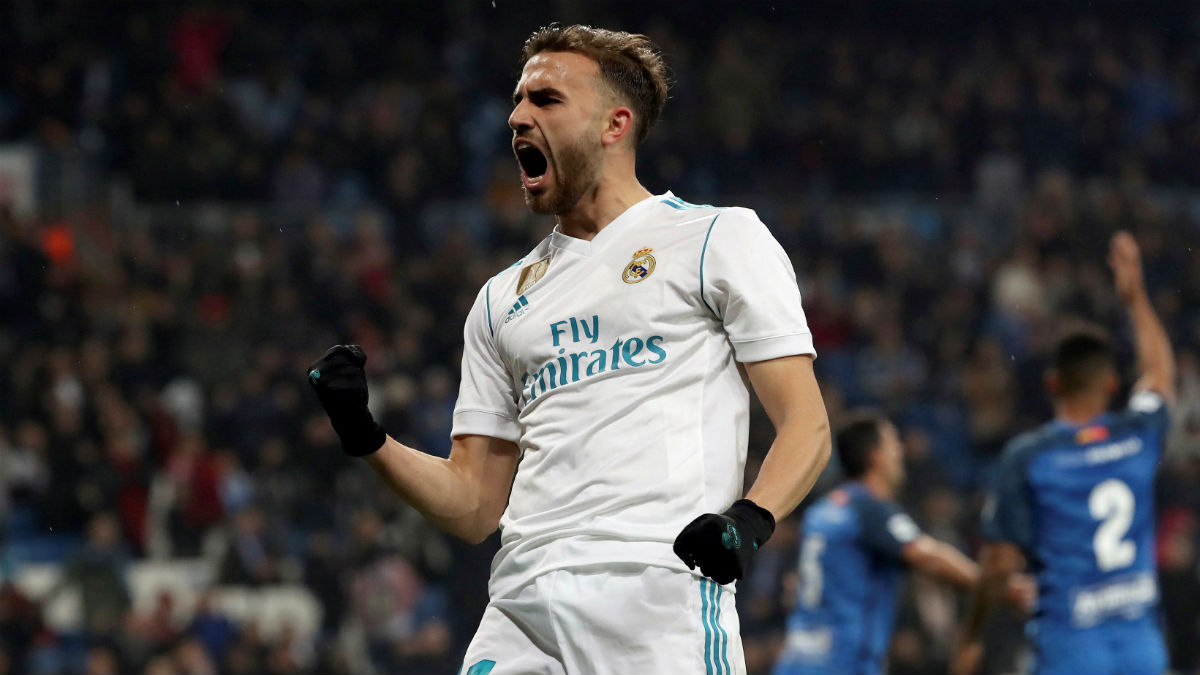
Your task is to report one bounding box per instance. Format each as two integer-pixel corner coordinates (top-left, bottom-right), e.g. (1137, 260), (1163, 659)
(42, 513), (130, 639)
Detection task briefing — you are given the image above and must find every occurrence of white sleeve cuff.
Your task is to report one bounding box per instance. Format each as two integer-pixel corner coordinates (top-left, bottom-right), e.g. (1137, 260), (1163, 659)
(731, 332), (817, 363)
(1129, 390), (1166, 413)
(451, 409), (521, 443)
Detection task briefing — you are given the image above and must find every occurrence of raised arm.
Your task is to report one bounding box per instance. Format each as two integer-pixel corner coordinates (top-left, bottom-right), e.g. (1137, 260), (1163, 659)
(743, 354), (833, 521)
(1110, 230), (1176, 403)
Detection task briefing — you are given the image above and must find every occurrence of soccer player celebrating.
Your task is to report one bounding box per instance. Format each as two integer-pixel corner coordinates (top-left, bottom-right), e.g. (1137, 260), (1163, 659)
(773, 413), (980, 675)
(307, 25), (831, 675)
(954, 231), (1175, 675)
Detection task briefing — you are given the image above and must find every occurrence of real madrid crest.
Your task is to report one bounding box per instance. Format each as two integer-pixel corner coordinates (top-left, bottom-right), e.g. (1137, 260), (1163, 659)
(622, 247), (656, 284)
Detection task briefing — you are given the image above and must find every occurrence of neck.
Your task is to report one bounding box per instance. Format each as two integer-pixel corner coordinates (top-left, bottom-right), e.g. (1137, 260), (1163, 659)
(860, 472), (894, 500)
(555, 160), (651, 241)
(1054, 394), (1109, 425)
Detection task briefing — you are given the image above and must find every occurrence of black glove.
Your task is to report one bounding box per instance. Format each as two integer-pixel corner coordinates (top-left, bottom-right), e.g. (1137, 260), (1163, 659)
(672, 499), (775, 584)
(306, 344), (386, 456)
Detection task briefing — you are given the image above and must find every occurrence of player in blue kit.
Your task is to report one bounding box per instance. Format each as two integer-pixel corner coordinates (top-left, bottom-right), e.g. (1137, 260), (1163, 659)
(955, 231), (1175, 675)
(774, 413), (980, 675)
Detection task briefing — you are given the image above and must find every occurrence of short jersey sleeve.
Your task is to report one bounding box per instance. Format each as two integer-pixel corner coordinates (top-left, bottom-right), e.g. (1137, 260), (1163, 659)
(853, 495), (921, 562)
(450, 283), (521, 443)
(1126, 389), (1170, 434)
(981, 440), (1036, 551)
(700, 208), (815, 362)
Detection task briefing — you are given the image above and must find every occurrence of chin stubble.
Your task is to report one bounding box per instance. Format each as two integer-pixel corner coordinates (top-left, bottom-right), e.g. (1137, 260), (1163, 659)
(525, 134), (603, 216)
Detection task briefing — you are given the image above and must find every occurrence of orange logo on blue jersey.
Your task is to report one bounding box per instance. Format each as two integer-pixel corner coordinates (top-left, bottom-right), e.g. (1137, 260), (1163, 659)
(1076, 425), (1110, 445)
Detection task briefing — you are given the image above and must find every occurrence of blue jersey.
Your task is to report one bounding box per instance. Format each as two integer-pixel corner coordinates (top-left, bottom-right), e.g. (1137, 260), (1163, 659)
(774, 483), (921, 675)
(983, 391), (1169, 675)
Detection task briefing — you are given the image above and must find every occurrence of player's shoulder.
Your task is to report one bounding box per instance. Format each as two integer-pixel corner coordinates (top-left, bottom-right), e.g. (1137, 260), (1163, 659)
(805, 487), (857, 525)
(1114, 389), (1170, 431)
(999, 423), (1071, 472)
(845, 485), (902, 519)
(655, 194), (763, 228)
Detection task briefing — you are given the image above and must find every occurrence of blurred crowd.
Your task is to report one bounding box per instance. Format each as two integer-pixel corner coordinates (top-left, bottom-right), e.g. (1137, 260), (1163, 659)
(3, 2), (1200, 674)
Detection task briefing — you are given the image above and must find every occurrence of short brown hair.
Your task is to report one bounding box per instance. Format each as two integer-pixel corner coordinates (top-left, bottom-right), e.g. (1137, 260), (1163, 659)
(521, 24), (669, 146)
(1052, 326), (1116, 397)
(836, 410), (888, 479)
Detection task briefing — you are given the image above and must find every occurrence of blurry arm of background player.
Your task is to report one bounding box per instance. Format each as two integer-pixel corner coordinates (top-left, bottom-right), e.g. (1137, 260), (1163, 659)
(743, 354), (832, 521)
(365, 434), (519, 544)
(1110, 230), (1175, 403)
(902, 534), (980, 589)
(950, 541), (1028, 675)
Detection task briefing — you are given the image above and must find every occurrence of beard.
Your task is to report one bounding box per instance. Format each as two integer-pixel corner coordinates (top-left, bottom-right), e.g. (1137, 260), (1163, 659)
(524, 131), (603, 216)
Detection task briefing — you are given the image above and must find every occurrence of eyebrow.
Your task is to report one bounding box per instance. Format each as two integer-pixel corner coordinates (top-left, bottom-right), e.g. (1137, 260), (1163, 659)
(512, 86), (566, 105)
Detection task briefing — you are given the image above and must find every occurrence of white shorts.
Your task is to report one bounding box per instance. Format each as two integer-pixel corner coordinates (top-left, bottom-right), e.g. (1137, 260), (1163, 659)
(460, 565), (745, 675)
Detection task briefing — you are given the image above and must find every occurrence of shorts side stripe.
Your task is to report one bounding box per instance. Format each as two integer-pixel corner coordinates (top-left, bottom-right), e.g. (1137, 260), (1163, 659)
(715, 583), (730, 674)
(700, 579), (714, 674)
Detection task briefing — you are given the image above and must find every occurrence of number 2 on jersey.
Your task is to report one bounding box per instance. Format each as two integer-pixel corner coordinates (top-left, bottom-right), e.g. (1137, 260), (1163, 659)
(799, 535), (826, 607)
(1089, 478), (1136, 572)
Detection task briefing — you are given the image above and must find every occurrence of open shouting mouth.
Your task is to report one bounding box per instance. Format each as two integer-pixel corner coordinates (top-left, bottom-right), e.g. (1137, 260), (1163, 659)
(514, 139), (550, 191)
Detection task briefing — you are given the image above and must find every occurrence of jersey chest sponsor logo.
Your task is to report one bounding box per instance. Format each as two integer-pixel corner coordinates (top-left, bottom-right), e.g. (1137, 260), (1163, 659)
(517, 314), (667, 404)
(622, 247), (656, 284)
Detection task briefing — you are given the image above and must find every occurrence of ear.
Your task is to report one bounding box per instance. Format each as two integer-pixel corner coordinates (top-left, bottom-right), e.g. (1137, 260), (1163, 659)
(1044, 369), (1060, 397)
(1104, 370), (1120, 396)
(601, 106), (635, 147)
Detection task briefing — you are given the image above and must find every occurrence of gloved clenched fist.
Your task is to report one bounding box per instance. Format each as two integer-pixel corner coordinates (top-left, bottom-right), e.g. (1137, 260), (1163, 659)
(307, 345), (386, 456)
(673, 499), (775, 584)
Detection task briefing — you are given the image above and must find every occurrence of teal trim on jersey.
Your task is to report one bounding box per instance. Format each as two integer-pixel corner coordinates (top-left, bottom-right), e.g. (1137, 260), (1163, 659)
(715, 583), (731, 673)
(663, 196), (714, 210)
(699, 213), (722, 317)
(463, 660), (495, 675)
(701, 579), (715, 673)
(485, 278), (494, 336)
(485, 258), (525, 337)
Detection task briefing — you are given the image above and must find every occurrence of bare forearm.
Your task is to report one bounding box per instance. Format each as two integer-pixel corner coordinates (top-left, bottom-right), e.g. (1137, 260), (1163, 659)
(745, 413), (832, 522)
(1127, 291), (1175, 395)
(363, 436), (489, 542)
(923, 542), (981, 589)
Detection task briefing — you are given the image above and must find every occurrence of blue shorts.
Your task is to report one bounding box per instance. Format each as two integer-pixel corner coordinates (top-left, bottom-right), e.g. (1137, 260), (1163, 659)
(1032, 619), (1166, 675)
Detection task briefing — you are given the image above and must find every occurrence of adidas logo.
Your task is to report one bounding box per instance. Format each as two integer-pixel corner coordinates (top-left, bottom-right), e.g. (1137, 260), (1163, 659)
(504, 295), (530, 324)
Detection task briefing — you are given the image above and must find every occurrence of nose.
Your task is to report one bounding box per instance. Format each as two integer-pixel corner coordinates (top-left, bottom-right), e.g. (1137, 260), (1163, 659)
(509, 100), (532, 134)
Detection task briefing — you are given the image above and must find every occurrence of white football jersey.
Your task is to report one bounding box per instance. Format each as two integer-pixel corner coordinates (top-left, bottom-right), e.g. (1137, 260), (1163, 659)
(451, 192), (815, 598)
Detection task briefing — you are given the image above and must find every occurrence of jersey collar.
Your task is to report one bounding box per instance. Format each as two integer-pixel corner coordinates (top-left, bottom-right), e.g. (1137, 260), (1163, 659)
(548, 191), (672, 257)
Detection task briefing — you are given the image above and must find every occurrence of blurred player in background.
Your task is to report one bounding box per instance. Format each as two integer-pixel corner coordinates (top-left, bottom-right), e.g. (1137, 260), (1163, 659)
(955, 231), (1175, 675)
(773, 413), (979, 675)
(306, 24), (831, 675)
